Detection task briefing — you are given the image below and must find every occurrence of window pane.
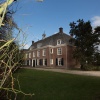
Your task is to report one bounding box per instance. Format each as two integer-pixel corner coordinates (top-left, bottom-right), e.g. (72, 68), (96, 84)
(50, 48), (53, 54)
(43, 49), (46, 56)
(37, 51), (40, 57)
(57, 48), (62, 55)
(57, 39), (61, 45)
(33, 52), (35, 57)
(50, 59), (53, 64)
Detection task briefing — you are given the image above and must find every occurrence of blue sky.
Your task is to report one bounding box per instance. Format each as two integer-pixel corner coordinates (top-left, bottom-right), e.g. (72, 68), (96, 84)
(12, 0), (100, 48)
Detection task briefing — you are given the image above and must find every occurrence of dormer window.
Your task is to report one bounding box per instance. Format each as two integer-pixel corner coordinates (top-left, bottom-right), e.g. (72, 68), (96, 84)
(57, 39), (61, 45)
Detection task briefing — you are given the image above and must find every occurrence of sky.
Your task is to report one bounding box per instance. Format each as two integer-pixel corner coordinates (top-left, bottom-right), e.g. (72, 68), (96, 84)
(11, 0), (100, 49)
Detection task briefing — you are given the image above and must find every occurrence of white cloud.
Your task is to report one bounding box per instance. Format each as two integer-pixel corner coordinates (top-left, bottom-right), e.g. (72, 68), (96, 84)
(91, 16), (100, 27)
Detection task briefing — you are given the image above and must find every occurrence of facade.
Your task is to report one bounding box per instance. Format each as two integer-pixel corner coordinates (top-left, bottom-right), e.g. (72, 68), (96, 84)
(23, 27), (77, 68)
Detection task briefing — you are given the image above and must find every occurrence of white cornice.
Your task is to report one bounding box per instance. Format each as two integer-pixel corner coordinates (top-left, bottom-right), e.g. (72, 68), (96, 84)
(26, 44), (67, 52)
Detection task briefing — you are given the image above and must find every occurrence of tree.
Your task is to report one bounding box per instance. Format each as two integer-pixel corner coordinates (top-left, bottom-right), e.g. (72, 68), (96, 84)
(0, 0), (16, 27)
(0, 1), (26, 99)
(69, 19), (98, 69)
(93, 26), (100, 66)
(0, 11), (17, 40)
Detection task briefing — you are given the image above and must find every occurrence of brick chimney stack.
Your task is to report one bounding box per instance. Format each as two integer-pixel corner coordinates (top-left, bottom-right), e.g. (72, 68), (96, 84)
(32, 41), (34, 45)
(59, 27), (63, 33)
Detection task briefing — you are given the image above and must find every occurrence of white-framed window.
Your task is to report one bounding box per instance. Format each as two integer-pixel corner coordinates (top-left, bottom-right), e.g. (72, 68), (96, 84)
(58, 58), (62, 66)
(33, 52), (35, 57)
(57, 48), (62, 55)
(50, 48), (53, 54)
(37, 50), (40, 57)
(57, 39), (62, 45)
(29, 53), (31, 58)
(50, 59), (53, 65)
(43, 59), (47, 66)
(37, 59), (39, 66)
(42, 49), (46, 56)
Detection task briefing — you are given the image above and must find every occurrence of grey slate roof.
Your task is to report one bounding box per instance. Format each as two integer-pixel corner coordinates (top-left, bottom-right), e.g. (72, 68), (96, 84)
(30, 28), (73, 49)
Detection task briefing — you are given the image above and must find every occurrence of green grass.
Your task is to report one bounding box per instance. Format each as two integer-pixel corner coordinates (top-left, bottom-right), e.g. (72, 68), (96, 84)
(12, 68), (100, 100)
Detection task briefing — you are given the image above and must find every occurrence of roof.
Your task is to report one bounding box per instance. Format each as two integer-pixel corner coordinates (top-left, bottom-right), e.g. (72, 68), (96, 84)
(29, 28), (73, 49)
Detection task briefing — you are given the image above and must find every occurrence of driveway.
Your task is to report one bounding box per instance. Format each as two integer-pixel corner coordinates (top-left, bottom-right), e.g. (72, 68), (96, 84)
(22, 67), (100, 77)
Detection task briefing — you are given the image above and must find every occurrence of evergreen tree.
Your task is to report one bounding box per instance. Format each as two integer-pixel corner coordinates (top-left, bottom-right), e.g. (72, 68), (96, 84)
(69, 19), (96, 68)
(93, 26), (100, 66)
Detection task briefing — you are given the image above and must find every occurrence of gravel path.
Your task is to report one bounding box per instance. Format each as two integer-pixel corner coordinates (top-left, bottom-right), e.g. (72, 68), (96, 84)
(22, 67), (100, 77)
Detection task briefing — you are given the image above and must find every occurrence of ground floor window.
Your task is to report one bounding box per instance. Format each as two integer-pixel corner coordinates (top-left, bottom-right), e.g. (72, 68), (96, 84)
(43, 59), (47, 66)
(50, 59), (53, 65)
(58, 58), (62, 66)
(56, 58), (64, 66)
(37, 59), (40, 66)
(36, 59), (47, 66)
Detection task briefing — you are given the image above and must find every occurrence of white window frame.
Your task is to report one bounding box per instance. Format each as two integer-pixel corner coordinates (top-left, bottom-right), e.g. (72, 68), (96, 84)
(29, 53), (31, 58)
(50, 59), (53, 65)
(37, 59), (39, 66)
(33, 52), (35, 57)
(58, 58), (62, 66)
(57, 39), (61, 45)
(42, 49), (46, 56)
(57, 48), (62, 55)
(50, 48), (53, 54)
(43, 59), (45, 66)
(37, 50), (40, 57)
(43, 59), (47, 66)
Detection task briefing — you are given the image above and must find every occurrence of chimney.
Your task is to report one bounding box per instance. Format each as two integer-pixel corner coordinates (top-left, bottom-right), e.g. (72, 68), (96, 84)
(59, 27), (63, 33)
(32, 41), (34, 45)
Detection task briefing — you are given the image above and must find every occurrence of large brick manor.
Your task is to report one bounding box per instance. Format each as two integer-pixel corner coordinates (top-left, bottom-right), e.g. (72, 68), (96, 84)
(23, 27), (77, 68)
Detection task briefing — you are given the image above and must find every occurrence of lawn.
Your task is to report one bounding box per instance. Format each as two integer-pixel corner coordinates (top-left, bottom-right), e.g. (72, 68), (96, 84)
(12, 68), (100, 100)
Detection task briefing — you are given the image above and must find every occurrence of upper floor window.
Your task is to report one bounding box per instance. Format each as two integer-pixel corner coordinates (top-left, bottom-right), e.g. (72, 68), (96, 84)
(37, 50), (40, 57)
(57, 39), (62, 45)
(29, 53), (31, 58)
(42, 49), (46, 56)
(50, 48), (53, 54)
(57, 48), (62, 55)
(33, 52), (35, 57)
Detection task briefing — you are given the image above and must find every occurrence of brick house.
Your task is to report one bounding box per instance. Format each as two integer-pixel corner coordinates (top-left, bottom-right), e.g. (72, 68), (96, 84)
(23, 27), (77, 68)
